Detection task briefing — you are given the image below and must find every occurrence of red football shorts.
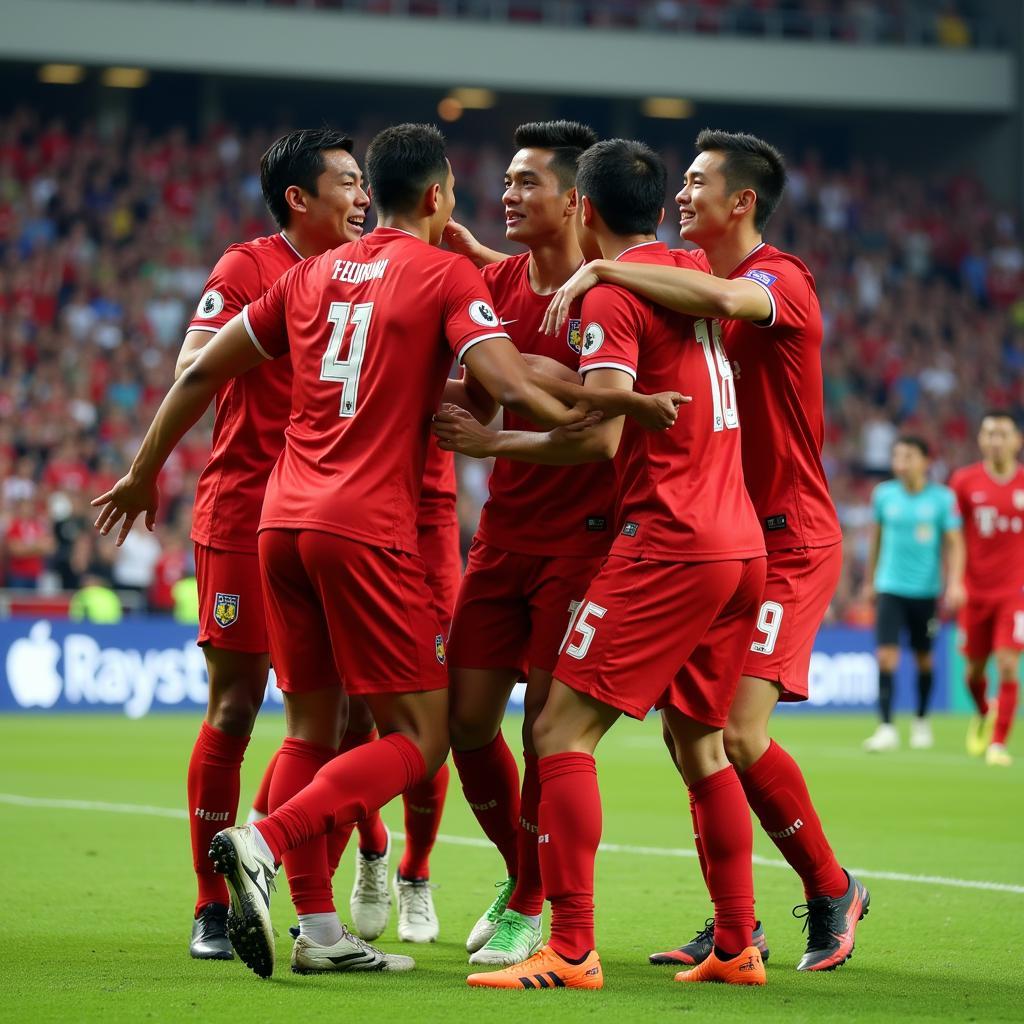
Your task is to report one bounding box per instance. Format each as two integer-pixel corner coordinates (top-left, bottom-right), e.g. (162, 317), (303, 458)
(741, 542), (843, 702)
(960, 593), (1024, 660)
(258, 528), (449, 696)
(416, 515), (462, 638)
(554, 555), (766, 727)
(195, 543), (269, 654)
(447, 539), (606, 675)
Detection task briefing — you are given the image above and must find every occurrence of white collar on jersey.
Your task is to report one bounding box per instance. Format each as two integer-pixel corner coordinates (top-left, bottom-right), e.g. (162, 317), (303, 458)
(279, 231), (304, 259)
(614, 240), (663, 261)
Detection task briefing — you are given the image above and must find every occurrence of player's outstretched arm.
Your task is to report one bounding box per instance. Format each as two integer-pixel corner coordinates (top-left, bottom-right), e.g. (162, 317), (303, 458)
(443, 219), (508, 268)
(542, 260), (772, 335)
(92, 315), (266, 545)
(434, 368), (632, 465)
(442, 370), (500, 425)
(942, 527), (966, 612)
(175, 329), (218, 379)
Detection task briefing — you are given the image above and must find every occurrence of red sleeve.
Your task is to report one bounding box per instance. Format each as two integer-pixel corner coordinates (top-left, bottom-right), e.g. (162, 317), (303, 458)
(671, 249), (704, 271)
(742, 257), (810, 330)
(242, 267), (292, 359)
(441, 257), (510, 363)
(577, 285), (644, 380)
(187, 247), (262, 332)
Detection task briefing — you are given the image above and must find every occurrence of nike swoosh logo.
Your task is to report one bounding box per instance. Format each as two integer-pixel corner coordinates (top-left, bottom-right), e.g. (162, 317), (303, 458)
(242, 862), (271, 909)
(499, 319), (518, 326)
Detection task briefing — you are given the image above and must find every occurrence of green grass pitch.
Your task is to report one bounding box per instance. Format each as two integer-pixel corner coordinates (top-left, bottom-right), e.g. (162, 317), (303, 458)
(2, 712), (1021, 1022)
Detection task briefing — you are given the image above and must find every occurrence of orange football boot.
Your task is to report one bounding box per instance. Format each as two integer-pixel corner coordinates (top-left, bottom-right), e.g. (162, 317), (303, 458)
(467, 944), (604, 990)
(674, 945), (766, 986)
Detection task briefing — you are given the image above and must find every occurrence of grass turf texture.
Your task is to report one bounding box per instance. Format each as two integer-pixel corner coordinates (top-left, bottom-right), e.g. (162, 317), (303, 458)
(2, 712), (1021, 1023)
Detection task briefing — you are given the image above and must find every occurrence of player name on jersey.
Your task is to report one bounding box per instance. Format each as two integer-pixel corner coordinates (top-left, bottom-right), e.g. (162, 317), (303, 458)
(332, 258), (389, 284)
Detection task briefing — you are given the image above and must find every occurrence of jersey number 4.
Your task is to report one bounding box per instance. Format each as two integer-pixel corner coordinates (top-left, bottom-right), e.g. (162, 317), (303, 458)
(322, 301), (373, 417)
(695, 319), (738, 432)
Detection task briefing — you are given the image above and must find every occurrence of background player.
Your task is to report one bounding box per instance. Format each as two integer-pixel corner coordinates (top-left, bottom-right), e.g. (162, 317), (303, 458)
(950, 412), (1024, 767)
(541, 129), (870, 973)
(94, 124), (682, 980)
(440, 139), (768, 990)
(862, 437), (964, 752)
(178, 128), (369, 960)
(443, 120), (618, 968)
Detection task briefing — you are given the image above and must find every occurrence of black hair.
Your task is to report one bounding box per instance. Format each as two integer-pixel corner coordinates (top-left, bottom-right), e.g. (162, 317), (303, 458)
(366, 123), (448, 217)
(575, 139), (666, 236)
(894, 435), (930, 458)
(512, 120), (598, 191)
(981, 409), (1020, 429)
(260, 128), (354, 229)
(695, 128), (787, 233)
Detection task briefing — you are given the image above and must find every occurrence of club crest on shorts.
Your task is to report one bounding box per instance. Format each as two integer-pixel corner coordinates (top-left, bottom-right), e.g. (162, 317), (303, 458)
(214, 593), (239, 628)
(435, 634), (446, 665)
(567, 318), (582, 354)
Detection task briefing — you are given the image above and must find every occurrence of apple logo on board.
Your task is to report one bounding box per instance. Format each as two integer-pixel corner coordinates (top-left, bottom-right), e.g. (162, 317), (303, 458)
(5, 621), (63, 708)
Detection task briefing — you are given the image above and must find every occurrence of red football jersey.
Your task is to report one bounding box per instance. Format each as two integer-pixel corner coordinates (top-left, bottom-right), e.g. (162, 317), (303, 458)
(475, 252), (617, 557)
(579, 242), (764, 563)
(188, 233), (300, 553)
(949, 461), (1024, 599)
(244, 227), (508, 554)
(688, 244), (841, 552)
(419, 442), (456, 526)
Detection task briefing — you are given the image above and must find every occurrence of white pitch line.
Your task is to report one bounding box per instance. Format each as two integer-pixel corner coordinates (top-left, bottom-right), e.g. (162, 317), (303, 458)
(2, 792), (1022, 896)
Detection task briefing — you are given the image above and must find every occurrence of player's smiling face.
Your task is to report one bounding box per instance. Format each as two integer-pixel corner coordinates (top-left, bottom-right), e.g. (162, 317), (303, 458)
(676, 150), (733, 245)
(304, 148), (370, 248)
(502, 148), (576, 245)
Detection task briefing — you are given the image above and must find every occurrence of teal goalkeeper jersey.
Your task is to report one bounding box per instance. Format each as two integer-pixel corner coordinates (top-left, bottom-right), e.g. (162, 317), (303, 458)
(872, 480), (961, 598)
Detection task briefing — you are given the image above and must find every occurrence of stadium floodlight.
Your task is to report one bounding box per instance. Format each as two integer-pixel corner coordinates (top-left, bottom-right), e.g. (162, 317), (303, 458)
(450, 88), (496, 110)
(641, 97), (694, 119)
(101, 67), (149, 89)
(437, 97), (464, 122)
(38, 64), (85, 85)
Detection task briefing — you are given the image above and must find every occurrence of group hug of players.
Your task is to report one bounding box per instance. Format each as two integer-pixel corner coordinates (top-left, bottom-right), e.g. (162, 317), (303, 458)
(90, 116), (1014, 991)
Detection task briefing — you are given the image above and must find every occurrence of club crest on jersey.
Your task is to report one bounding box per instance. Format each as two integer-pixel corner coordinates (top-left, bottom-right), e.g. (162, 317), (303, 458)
(435, 634), (446, 665)
(468, 300), (499, 328)
(744, 269), (777, 288)
(567, 318), (582, 354)
(581, 323), (605, 355)
(214, 593), (239, 628)
(196, 289), (225, 319)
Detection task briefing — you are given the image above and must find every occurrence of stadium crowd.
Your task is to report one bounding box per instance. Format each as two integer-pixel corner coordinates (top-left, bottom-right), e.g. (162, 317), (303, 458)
(0, 108), (1021, 619)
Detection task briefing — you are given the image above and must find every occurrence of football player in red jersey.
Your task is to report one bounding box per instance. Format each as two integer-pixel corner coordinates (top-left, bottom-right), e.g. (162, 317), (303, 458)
(541, 129), (869, 973)
(949, 412), (1024, 767)
(438, 139), (768, 990)
(177, 128), (456, 959)
(441, 121), (624, 967)
(94, 124), (682, 980)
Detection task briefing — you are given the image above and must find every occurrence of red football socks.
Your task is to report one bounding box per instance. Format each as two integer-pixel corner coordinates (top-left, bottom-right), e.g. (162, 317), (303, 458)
(187, 721), (250, 916)
(268, 736), (337, 915)
(689, 787), (710, 886)
(993, 680), (1019, 746)
(740, 740), (848, 900)
(337, 729), (389, 857)
(967, 672), (990, 716)
(452, 733), (521, 877)
(689, 765), (754, 955)
(537, 752), (601, 960)
(256, 733), (426, 864)
(398, 762), (450, 879)
(250, 748), (279, 818)
(507, 753), (544, 917)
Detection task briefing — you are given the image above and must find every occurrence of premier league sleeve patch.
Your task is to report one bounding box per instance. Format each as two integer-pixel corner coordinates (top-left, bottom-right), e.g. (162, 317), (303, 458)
(468, 300), (499, 328)
(581, 323), (605, 355)
(213, 593), (239, 628)
(196, 289), (225, 319)
(567, 318), (582, 355)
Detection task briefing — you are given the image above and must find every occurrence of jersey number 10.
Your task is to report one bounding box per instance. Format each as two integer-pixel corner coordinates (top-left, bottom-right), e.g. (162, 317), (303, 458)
(695, 319), (738, 432)
(322, 301), (374, 417)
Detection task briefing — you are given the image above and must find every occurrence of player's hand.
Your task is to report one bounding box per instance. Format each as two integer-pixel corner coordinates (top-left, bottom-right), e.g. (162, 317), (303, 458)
(943, 580), (966, 615)
(433, 404), (499, 458)
(541, 263), (603, 336)
(91, 472), (159, 547)
(635, 391), (690, 430)
(443, 219), (486, 265)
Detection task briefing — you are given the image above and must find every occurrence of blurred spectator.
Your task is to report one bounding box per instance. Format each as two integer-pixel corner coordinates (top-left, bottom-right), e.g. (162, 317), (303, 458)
(69, 573), (123, 623)
(172, 574), (200, 624)
(4, 498), (55, 588)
